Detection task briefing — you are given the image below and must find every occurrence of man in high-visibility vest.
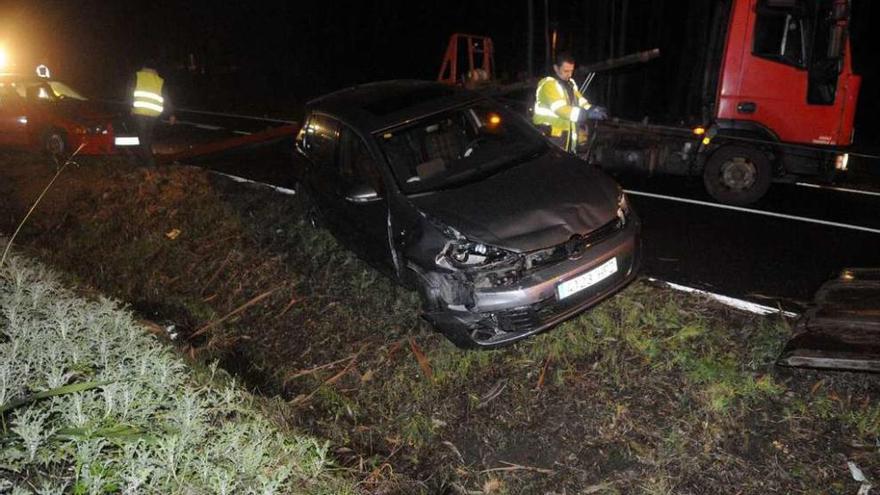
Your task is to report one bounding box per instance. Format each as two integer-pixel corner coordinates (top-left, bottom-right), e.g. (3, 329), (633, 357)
(532, 52), (607, 153)
(130, 61), (174, 166)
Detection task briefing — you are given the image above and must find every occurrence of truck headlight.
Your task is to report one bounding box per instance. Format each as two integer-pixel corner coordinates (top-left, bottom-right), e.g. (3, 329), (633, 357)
(835, 153), (849, 172)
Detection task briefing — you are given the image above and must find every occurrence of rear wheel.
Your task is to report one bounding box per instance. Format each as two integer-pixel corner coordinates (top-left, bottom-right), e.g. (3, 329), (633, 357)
(42, 128), (68, 157)
(703, 145), (772, 205)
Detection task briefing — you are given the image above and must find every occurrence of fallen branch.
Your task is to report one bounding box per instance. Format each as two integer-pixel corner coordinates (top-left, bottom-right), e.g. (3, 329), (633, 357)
(290, 351), (362, 406)
(284, 353), (360, 384)
(199, 251), (234, 295)
(535, 356), (552, 390)
(190, 285), (283, 339)
(479, 461), (555, 475)
(275, 289), (302, 319)
(1, 143), (86, 269)
(409, 337), (433, 380)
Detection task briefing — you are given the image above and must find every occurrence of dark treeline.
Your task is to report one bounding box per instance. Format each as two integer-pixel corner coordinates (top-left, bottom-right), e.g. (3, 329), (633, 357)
(5, 0), (876, 135)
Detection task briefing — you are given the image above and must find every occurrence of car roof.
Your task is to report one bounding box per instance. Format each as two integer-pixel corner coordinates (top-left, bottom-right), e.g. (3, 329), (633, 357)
(306, 80), (485, 133)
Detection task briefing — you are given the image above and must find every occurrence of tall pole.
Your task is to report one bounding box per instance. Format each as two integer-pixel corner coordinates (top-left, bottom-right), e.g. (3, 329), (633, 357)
(527, 0), (534, 77)
(544, 0), (551, 71)
(618, 0), (628, 57)
(606, 0), (617, 107)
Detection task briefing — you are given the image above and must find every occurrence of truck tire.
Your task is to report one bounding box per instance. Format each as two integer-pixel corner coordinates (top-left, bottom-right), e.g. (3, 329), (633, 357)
(42, 128), (68, 157)
(703, 145), (772, 205)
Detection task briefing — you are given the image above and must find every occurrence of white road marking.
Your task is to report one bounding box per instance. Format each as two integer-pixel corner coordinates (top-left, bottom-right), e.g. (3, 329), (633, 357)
(624, 189), (880, 235)
(233, 130), (253, 135)
(211, 171), (296, 196)
(795, 182), (880, 198)
(648, 278), (799, 318)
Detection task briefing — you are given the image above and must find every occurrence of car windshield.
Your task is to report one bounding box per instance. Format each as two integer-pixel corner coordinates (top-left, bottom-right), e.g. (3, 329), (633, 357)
(376, 101), (548, 194)
(11, 79), (87, 101)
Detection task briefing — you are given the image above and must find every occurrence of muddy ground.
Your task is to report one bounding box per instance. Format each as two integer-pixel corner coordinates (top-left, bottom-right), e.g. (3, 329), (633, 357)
(0, 151), (878, 494)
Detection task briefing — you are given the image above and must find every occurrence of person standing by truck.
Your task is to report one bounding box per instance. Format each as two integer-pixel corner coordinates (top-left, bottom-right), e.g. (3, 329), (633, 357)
(532, 52), (607, 153)
(130, 60), (174, 166)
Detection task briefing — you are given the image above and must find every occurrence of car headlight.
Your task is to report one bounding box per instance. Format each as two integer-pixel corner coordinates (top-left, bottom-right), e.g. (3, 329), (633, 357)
(436, 238), (515, 269)
(616, 190), (630, 224)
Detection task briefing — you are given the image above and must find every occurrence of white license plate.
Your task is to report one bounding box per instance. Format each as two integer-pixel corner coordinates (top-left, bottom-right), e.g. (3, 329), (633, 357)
(556, 257), (618, 300)
(114, 136), (140, 146)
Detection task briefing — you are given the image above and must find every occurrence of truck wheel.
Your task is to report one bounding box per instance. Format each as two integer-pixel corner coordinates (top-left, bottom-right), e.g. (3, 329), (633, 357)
(42, 128), (68, 157)
(703, 145), (772, 204)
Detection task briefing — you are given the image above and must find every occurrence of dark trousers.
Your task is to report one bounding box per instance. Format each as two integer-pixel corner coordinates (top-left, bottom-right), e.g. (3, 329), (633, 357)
(132, 114), (157, 166)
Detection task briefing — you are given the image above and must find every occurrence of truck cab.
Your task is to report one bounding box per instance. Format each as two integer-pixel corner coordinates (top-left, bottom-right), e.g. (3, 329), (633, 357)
(716, 0), (859, 148)
(590, 0), (861, 204)
(703, 0), (860, 202)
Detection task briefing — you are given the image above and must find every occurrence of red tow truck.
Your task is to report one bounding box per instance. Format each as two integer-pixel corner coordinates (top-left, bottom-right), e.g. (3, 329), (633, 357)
(589, 0), (861, 204)
(437, 0), (861, 205)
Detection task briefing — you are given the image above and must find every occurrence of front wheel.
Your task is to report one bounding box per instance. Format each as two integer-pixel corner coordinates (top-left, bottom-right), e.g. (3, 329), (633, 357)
(295, 182), (323, 228)
(703, 145), (772, 205)
(42, 128), (68, 157)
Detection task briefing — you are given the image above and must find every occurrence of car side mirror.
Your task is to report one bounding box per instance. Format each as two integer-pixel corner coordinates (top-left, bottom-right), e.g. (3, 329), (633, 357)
(295, 131), (307, 156)
(345, 183), (380, 203)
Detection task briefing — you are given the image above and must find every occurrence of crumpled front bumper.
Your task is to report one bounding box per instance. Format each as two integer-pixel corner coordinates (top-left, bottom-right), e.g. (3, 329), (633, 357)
(424, 216), (641, 348)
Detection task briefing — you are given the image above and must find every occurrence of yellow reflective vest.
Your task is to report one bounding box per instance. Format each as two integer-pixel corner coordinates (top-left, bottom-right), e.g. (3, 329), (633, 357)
(132, 69), (165, 117)
(532, 76), (592, 152)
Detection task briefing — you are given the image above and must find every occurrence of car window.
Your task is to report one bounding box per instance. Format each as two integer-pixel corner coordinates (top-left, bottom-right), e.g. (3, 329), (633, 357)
(304, 114), (339, 166)
(48, 81), (87, 101)
(338, 126), (384, 195)
(377, 101), (547, 194)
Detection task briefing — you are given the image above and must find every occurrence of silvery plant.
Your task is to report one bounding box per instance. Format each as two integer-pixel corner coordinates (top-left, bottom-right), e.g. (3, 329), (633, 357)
(0, 248), (351, 494)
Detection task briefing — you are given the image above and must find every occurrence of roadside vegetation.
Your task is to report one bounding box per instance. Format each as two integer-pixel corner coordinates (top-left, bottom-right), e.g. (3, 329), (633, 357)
(0, 151), (877, 494)
(0, 248), (355, 493)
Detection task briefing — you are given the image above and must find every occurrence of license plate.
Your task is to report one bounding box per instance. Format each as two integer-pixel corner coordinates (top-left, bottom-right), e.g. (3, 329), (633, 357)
(557, 257), (618, 300)
(114, 136), (140, 146)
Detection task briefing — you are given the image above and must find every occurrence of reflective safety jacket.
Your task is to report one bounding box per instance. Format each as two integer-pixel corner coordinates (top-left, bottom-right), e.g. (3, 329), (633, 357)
(532, 76), (592, 152)
(132, 68), (165, 117)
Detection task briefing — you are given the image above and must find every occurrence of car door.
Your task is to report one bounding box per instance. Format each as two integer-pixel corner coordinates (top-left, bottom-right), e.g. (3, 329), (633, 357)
(300, 114), (391, 267)
(0, 85), (29, 148)
(331, 124), (392, 267)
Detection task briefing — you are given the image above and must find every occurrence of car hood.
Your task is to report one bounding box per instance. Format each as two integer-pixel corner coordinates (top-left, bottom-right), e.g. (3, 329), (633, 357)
(409, 151), (621, 253)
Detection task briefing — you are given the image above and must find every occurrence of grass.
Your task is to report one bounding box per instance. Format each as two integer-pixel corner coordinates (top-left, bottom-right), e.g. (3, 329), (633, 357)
(0, 248), (354, 494)
(0, 154), (878, 493)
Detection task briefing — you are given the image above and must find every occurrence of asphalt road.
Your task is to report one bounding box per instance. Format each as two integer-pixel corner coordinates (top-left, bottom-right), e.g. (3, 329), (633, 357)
(160, 120), (880, 313)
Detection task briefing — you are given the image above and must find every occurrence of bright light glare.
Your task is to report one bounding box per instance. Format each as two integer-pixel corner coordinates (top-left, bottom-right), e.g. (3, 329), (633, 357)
(0, 48), (8, 69)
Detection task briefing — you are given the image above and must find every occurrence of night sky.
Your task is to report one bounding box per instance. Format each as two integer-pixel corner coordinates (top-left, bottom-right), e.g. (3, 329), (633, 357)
(1, 0), (877, 139)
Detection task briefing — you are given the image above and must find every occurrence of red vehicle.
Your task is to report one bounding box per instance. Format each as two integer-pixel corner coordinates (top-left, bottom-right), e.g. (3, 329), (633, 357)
(0, 72), (119, 155)
(588, 0), (861, 204)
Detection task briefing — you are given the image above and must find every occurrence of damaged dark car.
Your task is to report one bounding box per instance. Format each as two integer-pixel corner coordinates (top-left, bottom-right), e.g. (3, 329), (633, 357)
(295, 81), (640, 348)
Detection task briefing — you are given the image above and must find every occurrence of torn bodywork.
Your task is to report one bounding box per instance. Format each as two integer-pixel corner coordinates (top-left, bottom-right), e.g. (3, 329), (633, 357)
(778, 268), (880, 373)
(412, 204), (640, 348)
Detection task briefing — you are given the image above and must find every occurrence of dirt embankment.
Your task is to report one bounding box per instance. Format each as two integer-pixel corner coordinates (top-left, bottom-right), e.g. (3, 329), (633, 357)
(1, 152), (878, 494)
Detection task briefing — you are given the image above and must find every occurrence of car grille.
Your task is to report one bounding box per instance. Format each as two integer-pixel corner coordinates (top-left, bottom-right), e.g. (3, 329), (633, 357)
(524, 217), (623, 272)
